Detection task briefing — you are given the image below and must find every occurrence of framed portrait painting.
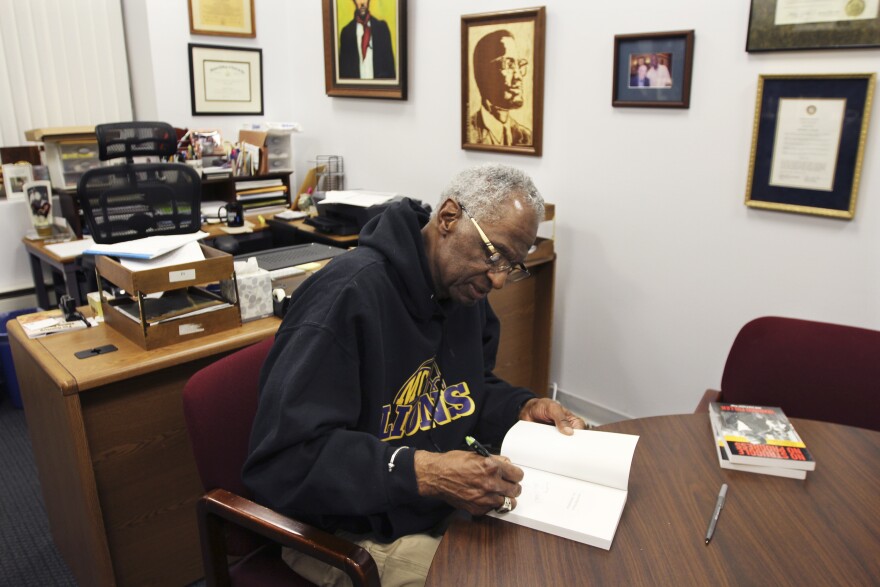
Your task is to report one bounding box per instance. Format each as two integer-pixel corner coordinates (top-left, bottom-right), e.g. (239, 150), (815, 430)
(461, 7), (546, 156)
(188, 43), (263, 115)
(745, 73), (876, 219)
(746, 0), (880, 52)
(612, 30), (695, 108)
(322, 0), (407, 100)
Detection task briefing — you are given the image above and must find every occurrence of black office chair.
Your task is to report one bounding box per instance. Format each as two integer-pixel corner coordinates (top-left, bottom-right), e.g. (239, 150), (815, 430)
(77, 121), (201, 243)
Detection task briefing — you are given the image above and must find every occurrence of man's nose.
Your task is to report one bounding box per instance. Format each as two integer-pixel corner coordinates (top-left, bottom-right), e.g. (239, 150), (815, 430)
(488, 271), (508, 290)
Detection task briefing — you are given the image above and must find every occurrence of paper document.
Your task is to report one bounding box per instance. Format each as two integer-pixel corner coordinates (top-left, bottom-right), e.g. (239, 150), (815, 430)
(488, 421), (639, 550)
(120, 240), (206, 272)
(45, 238), (96, 259)
(320, 190), (400, 208)
(83, 231), (208, 260)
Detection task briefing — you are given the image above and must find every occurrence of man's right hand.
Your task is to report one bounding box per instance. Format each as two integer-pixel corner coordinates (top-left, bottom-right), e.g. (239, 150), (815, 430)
(413, 450), (523, 516)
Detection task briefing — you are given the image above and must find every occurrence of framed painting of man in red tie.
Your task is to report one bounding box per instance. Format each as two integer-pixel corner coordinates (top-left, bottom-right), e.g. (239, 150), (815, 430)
(322, 0), (407, 100)
(461, 7), (545, 156)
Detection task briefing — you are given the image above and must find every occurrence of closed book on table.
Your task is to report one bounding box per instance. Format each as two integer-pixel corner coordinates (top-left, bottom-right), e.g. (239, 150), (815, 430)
(709, 402), (815, 472)
(708, 410), (807, 479)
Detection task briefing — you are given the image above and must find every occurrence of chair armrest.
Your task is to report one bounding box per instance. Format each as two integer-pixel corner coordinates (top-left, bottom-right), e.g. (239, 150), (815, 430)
(695, 389), (721, 413)
(198, 488), (380, 587)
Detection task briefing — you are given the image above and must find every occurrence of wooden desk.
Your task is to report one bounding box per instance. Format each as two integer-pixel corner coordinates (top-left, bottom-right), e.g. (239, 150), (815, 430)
(426, 415), (880, 586)
(8, 316), (280, 586)
(22, 237), (86, 309)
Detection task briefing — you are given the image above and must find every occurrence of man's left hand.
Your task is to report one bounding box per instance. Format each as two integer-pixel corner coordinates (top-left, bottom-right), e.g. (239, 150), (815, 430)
(519, 398), (587, 435)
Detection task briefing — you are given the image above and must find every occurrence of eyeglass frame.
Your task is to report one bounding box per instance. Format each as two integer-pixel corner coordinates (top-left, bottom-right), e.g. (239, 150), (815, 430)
(459, 203), (530, 282)
(490, 56), (529, 77)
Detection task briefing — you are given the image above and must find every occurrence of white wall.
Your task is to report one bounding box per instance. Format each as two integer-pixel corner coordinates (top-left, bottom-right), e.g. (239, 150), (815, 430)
(124, 0), (880, 420)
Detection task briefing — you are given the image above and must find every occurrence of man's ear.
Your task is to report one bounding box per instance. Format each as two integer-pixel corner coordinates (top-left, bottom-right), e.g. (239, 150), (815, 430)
(436, 198), (462, 235)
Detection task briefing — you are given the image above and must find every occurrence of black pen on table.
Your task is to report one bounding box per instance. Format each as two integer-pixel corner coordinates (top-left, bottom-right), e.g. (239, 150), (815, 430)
(465, 435), (491, 457)
(705, 483), (728, 545)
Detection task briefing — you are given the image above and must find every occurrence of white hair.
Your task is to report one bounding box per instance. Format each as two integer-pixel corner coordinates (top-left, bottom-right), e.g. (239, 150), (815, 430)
(437, 163), (544, 223)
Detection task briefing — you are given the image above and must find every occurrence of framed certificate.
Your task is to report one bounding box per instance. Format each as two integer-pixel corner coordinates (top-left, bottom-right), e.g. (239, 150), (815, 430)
(747, 0), (880, 51)
(745, 73), (876, 219)
(188, 44), (263, 115)
(188, 0), (255, 38)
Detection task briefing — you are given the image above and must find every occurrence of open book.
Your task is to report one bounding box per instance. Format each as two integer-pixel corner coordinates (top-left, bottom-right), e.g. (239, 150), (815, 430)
(488, 421), (639, 550)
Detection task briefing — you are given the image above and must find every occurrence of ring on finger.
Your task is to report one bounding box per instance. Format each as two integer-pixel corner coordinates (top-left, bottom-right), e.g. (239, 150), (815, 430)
(496, 495), (512, 513)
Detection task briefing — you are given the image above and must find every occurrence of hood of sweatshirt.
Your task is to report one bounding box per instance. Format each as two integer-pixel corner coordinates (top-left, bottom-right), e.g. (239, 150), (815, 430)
(357, 198), (439, 321)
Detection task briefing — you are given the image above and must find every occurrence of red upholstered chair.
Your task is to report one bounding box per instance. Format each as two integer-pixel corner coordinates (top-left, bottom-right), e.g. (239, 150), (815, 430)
(695, 316), (880, 432)
(183, 337), (379, 586)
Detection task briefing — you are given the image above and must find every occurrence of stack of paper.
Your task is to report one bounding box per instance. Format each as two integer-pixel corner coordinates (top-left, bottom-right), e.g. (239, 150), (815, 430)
(83, 231), (208, 260)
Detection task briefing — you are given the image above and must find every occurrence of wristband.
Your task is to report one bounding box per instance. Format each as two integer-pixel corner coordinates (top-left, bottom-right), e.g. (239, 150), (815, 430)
(387, 446), (409, 473)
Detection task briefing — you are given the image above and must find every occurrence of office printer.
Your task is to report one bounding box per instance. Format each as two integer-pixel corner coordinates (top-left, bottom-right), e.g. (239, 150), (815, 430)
(305, 190), (407, 236)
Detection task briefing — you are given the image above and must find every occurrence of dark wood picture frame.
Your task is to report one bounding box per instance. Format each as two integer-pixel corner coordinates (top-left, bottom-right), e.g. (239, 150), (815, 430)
(461, 7), (546, 156)
(612, 30), (695, 108)
(746, 0), (880, 52)
(188, 0), (256, 38)
(188, 43), (264, 116)
(745, 73), (876, 220)
(321, 0), (407, 100)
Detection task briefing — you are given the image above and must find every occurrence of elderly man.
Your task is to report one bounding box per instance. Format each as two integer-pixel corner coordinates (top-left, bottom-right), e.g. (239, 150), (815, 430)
(244, 164), (584, 585)
(468, 30), (532, 146)
(338, 0), (396, 79)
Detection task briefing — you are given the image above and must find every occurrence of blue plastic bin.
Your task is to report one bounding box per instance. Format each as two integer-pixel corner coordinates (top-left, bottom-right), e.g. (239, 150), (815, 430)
(0, 308), (37, 409)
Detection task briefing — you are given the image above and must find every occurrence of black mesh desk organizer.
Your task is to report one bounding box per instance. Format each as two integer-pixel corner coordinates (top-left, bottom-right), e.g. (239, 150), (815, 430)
(78, 122), (201, 244)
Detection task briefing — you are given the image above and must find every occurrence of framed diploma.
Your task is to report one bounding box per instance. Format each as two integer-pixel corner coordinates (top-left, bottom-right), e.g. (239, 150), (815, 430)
(745, 73), (876, 219)
(321, 0), (407, 100)
(188, 43), (263, 115)
(612, 30), (695, 109)
(747, 0), (880, 51)
(188, 0), (255, 38)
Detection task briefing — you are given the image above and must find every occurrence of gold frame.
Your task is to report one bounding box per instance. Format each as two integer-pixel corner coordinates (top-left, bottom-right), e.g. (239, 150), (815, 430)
(188, 0), (256, 38)
(461, 7), (546, 156)
(745, 73), (875, 220)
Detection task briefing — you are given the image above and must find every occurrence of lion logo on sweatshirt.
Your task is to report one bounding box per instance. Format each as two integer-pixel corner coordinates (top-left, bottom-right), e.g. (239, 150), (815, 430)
(378, 358), (475, 441)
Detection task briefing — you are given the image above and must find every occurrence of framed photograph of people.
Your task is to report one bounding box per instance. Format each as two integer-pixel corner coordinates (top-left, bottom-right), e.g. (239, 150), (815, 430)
(461, 7), (546, 156)
(321, 0), (407, 100)
(746, 0), (880, 52)
(188, 0), (255, 38)
(745, 73), (875, 220)
(612, 30), (694, 108)
(188, 43), (263, 115)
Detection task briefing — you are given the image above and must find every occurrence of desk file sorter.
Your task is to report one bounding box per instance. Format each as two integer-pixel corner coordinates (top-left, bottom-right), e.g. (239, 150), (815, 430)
(95, 244), (241, 349)
(488, 421), (639, 550)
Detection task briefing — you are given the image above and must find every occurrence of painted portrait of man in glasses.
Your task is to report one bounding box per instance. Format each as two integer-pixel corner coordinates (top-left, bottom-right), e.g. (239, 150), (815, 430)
(467, 27), (533, 147)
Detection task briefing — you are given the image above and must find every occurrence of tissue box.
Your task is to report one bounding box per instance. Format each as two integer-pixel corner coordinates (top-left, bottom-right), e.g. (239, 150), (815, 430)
(223, 259), (272, 322)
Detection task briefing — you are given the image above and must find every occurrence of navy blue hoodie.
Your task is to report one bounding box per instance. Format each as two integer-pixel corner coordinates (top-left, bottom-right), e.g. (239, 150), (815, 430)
(243, 198), (535, 540)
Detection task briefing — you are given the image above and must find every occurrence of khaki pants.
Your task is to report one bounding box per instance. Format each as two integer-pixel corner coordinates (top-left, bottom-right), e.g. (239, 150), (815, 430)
(282, 531), (442, 587)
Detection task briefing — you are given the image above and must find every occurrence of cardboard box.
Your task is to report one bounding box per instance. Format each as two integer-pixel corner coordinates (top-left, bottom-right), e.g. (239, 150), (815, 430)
(238, 130), (269, 175)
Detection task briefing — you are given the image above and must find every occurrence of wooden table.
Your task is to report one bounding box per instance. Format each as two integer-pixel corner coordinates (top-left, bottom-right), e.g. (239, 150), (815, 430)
(21, 237), (87, 309)
(426, 414), (880, 586)
(8, 315), (280, 586)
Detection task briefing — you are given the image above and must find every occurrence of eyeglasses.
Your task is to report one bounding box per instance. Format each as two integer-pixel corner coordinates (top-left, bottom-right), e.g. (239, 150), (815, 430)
(491, 57), (528, 76)
(459, 204), (530, 283)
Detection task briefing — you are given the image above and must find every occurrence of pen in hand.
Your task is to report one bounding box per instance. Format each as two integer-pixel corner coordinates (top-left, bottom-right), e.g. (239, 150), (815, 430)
(465, 435), (492, 457)
(705, 483), (728, 545)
